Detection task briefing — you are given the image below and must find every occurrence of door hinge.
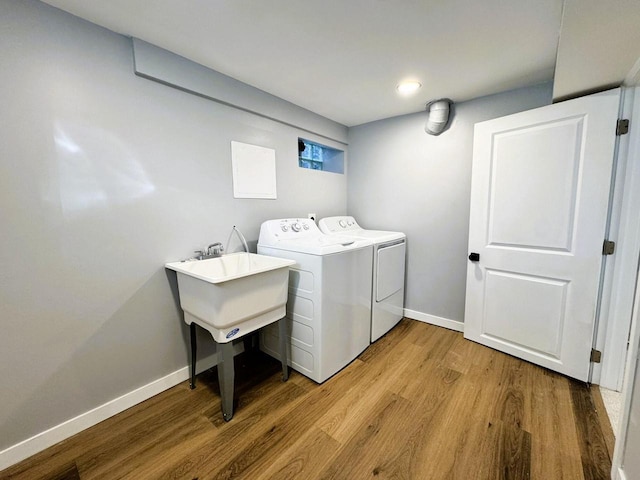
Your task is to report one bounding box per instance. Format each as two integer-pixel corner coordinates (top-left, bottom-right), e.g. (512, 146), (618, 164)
(617, 119), (629, 135)
(603, 240), (616, 255)
(590, 349), (602, 363)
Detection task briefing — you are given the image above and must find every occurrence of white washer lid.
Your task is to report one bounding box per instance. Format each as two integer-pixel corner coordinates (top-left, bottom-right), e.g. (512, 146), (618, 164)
(259, 235), (372, 255)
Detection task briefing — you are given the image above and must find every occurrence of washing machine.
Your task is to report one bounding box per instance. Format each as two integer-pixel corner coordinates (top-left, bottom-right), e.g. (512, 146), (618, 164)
(319, 216), (406, 342)
(257, 218), (373, 383)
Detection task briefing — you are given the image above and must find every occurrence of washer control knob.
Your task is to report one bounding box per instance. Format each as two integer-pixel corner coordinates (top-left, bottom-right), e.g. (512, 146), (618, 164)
(347, 220), (353, 226)
(291, 222), (301, 232)
(302, 223), (309, 230)
(339, 220), (347, 228)
(281, 224), (289, 232)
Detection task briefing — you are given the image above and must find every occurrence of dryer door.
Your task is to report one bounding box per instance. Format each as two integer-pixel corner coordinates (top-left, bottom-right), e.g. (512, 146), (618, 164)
(376, 241), (406, 302)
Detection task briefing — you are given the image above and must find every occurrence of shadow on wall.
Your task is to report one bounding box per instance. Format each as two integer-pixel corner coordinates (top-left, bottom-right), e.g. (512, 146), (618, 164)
(165, 268), (221, 371)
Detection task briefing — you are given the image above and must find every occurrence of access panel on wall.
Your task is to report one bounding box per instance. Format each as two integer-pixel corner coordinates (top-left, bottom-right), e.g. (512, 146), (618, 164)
(464, 89), (620, 382)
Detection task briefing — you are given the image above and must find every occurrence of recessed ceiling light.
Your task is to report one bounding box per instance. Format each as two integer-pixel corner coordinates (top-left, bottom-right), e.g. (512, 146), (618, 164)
(396, 81), (422, 95)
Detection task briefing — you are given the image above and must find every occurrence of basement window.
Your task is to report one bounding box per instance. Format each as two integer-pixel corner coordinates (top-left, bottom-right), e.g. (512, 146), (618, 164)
(298, 139), (344, 174)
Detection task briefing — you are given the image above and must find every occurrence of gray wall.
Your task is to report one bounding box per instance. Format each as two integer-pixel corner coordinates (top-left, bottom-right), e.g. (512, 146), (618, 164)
(347, 84), (553, 322)
(0, 0), (347, 451)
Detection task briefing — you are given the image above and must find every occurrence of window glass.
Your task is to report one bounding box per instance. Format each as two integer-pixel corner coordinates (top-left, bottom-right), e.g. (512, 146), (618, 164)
(298, 139), (344, 174)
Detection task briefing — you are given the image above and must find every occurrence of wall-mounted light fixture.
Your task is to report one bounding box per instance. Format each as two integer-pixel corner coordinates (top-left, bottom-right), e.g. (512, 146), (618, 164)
(425, 98), (453, 135)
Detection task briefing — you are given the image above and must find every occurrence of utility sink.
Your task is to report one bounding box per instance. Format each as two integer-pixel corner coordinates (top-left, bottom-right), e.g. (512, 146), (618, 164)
(166, 252), (295, 343)
(166, 251), (295, 422)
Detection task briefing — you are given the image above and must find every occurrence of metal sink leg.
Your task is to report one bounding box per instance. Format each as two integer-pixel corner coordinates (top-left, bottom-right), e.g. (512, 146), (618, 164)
(189, 323), (197, 390)
(188, 319), (287, 422)
(278, 317), (289, 382)
(217, 341), (235, 421)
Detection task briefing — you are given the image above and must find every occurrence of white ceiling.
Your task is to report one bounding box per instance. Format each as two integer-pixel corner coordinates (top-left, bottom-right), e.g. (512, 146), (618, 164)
(38, 0), (640, 126)
(553, 0), (640, 100)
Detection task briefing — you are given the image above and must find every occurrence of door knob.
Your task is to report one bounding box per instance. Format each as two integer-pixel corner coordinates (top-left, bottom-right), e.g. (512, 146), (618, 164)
(468, 252), (480, 262)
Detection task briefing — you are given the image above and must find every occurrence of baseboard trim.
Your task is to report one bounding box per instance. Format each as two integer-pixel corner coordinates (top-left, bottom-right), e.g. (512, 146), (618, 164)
(404, 309), (464, 332)
(0, 367), (188, 471)
(0, 341), (246, 471)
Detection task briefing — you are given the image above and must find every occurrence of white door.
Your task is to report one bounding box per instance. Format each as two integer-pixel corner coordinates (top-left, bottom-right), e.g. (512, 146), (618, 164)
(464, 89), (620, 381)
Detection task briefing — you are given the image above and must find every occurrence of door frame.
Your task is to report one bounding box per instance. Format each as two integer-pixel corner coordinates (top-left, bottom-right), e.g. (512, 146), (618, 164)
(595, 85), (640, 390)
(611, 256), (640, 479)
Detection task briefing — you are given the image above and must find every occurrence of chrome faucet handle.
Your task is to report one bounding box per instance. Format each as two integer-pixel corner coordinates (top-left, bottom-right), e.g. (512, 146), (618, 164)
(207, 242), (223, 256)
(194, 250), (205, 260)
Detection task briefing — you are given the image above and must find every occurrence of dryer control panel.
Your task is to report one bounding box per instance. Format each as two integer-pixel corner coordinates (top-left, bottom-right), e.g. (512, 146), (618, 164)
(318, 216), (360, 233)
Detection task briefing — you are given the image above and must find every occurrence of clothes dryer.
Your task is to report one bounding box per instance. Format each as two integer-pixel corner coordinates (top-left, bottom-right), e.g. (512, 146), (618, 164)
(257, 218), (373, 383)
(319, 216), (406, 342)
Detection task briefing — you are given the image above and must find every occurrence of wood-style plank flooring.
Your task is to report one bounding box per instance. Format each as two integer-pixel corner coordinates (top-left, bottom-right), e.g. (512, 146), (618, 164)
(1, 320), (612, 479)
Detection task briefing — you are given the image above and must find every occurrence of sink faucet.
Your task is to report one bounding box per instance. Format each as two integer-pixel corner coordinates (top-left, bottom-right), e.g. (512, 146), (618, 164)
(193, 242), (224, 260)
(207, 242), (224, 257)
(226, 226), (249, 253)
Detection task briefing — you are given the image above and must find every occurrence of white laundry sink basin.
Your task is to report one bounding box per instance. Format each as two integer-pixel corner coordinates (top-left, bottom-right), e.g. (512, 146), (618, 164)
(166, 253), (295, 342)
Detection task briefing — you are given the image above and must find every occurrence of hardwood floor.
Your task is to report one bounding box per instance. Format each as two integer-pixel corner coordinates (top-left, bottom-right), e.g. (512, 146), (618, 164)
(1, 320), (612, 480)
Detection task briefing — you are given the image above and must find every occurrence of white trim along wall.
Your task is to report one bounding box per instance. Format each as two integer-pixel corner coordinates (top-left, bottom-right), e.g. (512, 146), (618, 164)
(404, 309), (464, 332)
(0, 344), (245, 471)
(610, 81), (640, 480)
